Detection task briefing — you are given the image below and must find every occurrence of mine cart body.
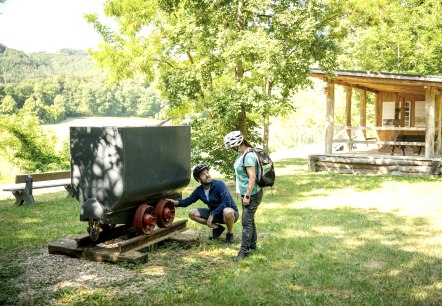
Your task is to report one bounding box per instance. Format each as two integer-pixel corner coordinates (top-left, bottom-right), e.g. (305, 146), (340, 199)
(70, 125), (191, 225)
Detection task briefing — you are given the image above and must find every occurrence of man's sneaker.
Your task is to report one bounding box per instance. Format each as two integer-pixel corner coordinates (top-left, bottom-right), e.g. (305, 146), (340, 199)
(234, 251), (247, 262)
(225, 233), (234, 244)
(210, 225), (225, 239)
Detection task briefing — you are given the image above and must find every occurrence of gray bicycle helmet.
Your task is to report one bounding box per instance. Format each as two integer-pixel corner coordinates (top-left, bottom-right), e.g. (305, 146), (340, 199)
(193, 164), (209, 181)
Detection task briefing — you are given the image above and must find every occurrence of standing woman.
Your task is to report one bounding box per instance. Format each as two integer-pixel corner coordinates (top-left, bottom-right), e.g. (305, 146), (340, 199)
(224, 131), (264, 261)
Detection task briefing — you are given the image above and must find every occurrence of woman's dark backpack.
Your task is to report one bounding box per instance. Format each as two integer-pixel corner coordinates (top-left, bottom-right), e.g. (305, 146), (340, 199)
(242, 147), (275, 188)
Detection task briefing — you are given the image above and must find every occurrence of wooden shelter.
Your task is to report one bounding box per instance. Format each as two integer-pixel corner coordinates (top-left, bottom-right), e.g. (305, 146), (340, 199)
(308, 69), (442, 176)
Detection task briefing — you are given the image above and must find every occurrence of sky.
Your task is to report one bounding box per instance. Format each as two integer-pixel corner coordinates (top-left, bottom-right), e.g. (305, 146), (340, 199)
(0, 0), (107, 53)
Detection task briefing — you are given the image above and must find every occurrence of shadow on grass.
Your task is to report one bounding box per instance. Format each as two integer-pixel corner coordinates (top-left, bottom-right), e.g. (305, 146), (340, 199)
(46, 206), (442, 305)
(251, 206), (442, 304)
(137, 206), (442, 305)
(2, 158), (442, 304)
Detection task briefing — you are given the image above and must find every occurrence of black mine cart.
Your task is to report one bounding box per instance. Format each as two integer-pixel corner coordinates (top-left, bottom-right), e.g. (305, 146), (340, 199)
(70, 125), (191, 241)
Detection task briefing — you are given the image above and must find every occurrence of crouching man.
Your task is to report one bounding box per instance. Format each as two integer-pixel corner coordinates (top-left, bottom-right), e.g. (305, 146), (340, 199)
(166, 164), (238, 243)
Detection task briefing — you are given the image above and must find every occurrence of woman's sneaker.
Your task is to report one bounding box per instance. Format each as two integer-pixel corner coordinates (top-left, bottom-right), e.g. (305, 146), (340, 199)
(234, 251), (247, 261)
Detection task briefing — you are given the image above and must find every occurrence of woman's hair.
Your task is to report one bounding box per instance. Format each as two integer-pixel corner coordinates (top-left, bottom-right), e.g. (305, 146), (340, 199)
(243, 138), (253, 147)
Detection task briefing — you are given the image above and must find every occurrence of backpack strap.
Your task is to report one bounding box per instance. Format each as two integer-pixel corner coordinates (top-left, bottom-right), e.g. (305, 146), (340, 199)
(242, 148), (259, 192)
(241, 147), (254, 173)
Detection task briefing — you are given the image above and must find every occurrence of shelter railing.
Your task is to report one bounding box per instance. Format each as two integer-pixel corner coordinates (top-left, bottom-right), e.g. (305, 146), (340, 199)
(332, 126), (431, 150)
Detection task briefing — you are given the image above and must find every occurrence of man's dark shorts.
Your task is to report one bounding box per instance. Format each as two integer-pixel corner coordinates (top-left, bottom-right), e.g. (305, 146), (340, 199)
(197, 208), (239, 224)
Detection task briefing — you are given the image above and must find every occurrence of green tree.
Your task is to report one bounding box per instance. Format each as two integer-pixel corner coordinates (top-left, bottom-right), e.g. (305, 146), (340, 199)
(8, 80), (34, 108)
(20, 96), (47, 119)
(45, 94), (66, 123)
(0, 95), (17, 114)
(94, 84), (120, 115)
(136, 86), (163, 117)
(337, 0), (442, 75)
(0, 114), (69, 172)
(78, 86), (95, 116)
(114, 78), (141, 116)
(86, 0), (341, 175)
(57, 75), (84, 116)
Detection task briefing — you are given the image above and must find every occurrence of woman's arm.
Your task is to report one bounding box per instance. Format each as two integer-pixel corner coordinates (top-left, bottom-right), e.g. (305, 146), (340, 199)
(243, 166), (256, 205)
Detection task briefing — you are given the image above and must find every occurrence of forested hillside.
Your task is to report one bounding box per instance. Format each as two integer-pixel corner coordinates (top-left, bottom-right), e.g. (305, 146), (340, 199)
(0, 43), (167, 173)
(0, 43), (164, 124)
(0, 43), (99, 83)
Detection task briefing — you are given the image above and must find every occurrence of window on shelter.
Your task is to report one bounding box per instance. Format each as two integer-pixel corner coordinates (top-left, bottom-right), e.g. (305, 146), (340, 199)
(415, 101), (426, 127)
(382, 102), (395, 126)
(404, 101), (411, 127)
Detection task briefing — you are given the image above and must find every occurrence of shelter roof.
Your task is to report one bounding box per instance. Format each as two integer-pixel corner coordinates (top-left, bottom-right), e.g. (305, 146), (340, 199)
(310, 68), (442, 95)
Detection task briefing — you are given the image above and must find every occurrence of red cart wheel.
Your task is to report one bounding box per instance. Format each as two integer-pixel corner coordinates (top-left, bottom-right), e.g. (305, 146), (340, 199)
(155, 199), (175, 228)
(134, 204), (157, 235)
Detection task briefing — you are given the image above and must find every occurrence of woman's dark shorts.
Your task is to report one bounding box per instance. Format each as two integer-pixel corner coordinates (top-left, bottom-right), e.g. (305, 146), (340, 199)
(197, 208), (239, 224)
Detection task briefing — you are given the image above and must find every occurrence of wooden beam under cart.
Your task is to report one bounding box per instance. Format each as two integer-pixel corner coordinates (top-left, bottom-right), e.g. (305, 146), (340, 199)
(48, 220), (189, 264)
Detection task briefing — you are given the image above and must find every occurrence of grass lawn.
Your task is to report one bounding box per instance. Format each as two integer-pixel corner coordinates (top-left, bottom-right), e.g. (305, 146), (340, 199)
(1, 158), (442, 305)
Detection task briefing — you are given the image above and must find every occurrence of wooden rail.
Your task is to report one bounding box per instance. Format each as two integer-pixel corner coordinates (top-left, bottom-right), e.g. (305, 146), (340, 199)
(331, 126), (436, 156)
(333, 140), (426, 146)
(333, 126), (426, 131)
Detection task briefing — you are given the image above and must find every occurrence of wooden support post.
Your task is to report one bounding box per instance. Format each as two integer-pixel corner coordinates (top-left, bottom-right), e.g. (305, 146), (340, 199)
(324, 82), (335, 154)
(437, 95), (442, 155)
(375, 92), (382, 126)
(394, 93), (400, 129)
(374, 92), (381, 145)
(345, 86), (352, 151)
(360, 89), (367, 139)
(425, 88), (435, 158)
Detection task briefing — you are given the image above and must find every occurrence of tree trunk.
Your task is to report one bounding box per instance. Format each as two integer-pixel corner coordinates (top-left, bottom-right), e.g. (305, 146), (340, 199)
(239, 106), (247, 139)
(235, 0), (247, 137)
(235, 60), (247, 138)
(262, 79), (273, 151)
(263, 116), (269, 150)
(345, 86), (352, 151)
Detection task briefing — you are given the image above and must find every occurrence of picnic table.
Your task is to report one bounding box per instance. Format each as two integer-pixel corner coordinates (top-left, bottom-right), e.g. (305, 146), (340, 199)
(391, 134), (426, 156)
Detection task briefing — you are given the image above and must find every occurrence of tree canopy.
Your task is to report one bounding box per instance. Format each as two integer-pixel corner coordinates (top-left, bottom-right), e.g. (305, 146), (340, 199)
(3, 0), (441, 175)
(0, 114), (69, 172)
(87, 0), (342, 175)
(337, 0), (442, 75)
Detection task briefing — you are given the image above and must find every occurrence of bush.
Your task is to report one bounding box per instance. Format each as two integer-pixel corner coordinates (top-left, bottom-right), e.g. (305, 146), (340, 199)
(0, 114), (69, 172)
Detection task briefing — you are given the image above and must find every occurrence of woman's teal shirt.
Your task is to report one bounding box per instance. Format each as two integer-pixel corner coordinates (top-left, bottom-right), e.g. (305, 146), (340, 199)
(234, 150), (261, 195)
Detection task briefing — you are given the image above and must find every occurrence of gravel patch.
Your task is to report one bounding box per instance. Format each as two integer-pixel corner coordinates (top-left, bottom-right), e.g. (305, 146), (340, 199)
(1, 244), (152, 305)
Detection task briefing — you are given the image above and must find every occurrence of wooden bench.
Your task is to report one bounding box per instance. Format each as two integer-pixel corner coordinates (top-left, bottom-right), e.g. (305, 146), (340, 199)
(2, 171), (73, 206)
(391, 134), (426, 156)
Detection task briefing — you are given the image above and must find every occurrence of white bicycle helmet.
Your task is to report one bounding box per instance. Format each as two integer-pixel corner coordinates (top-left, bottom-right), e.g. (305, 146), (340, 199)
(224, 131), (244, 148)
